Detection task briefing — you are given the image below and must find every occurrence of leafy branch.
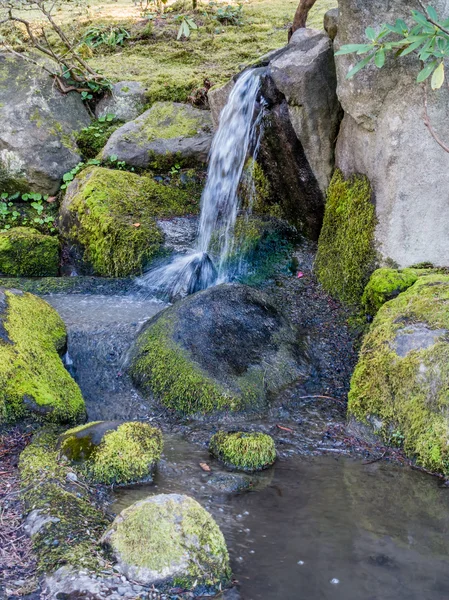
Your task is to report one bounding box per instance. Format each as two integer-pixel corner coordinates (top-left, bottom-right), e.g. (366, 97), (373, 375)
(336, 6), (449, 89)
(336, 4), (449, 154)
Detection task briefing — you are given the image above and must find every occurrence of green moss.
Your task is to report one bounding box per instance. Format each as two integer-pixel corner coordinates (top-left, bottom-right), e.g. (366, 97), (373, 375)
(106, 495), (230, 590)
(348, 274), (449, 474)
(87, 0), (337, 104)
(60, 421), (163, 485)
(315, 170), (377, 305)
(63, 166), (200, 277)
(129, 312), (239, 415)
(0, 276), (133, 295)
(19, 428), (109, 574)
(362, 268), (419, 315)
(209, 431), (276, 472)
(0, 227), (59, 276)
(0, 290), (85, 424)
(138, 102), (200, 141)
(76, 120), (121, 159)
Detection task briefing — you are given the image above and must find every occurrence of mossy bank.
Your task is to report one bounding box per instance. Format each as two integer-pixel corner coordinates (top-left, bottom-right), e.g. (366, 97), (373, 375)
(0, 227), (59, 277)
(349, 274), (449, 474)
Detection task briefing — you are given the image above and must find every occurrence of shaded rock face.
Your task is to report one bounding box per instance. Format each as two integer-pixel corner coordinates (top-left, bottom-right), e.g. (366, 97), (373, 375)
(0, 54), (90, 195)
(268, 29), (342, 195)
(335, 0), (449, 267)
(101, 494), (230, 590)
(95, 81), (147, 122)
(102, 101), (213, 170)
(348, 274), (449, 475)
(129, 284), (311, 416)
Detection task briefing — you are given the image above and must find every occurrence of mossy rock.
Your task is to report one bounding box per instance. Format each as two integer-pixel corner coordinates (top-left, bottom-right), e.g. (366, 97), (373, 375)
(129, 283), (310, 416)
(348, 274), (449, 475)
(362, 268), (419, 315)
(209, 431), (276, 472)
(59, 166), (200, 277)
(19, 428), (110, 574)
(102, 102), (213, 171)
(315, 169), (377, 305)
(58, 421), (163, 485)
(101, 493), (231, 591)
(0, 227), (59, 276)
(0, 289), (85, 424)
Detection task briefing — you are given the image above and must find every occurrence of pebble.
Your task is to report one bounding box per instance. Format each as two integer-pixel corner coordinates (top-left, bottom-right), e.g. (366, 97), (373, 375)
(297, 560), (305, 565)
(117, 585), (128, 594)
(330, 578), (340, 585)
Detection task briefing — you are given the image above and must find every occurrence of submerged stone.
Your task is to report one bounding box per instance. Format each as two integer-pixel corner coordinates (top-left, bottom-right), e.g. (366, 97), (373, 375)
(209, 431), (276, 472)
(129, 283), (310, 416)
(101, 493), (231, 591)
(59, 166), (200, 277)
(348, 274), (449, 474)
(0, 227), (59, 277)
(58, 421), (163, 485)
(0, 289), (85, 424)
(102, 101), (213, 170)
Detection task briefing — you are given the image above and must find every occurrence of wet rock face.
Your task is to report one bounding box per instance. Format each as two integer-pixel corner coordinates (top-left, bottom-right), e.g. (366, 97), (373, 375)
(95, 81), (147, 122)
(335, 0), (449, 267)
(129, 283), (311, 416)
(0, 54), (90, 195)
(348, 274), (449, 475)
(101, 493), (231, 590)
(102, 101), (213, 170)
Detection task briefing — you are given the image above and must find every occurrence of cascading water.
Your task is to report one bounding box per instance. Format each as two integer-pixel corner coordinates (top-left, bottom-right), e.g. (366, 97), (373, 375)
(137, 69), (265, 300)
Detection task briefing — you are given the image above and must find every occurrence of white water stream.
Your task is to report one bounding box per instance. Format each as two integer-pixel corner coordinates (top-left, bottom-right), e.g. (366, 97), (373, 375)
(137, 69), (265, 299)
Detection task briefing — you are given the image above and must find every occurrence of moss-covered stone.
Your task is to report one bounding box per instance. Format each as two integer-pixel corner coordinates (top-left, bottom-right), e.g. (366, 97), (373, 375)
(101, 493), (231, 591)
(19, 428), (110, 574)
(59, 166), (200, 277)
(348, 274), (449, 474)
(362, 268), (419, 315)
(102, 102), (213, 171)
(129, 284), (308, 416)
(0, 289), (85, 424)
(209, 431), (276, 472)
(0, 227), (59, 276)
(315, 170), (377, 305)
(59, 421), (163, 485)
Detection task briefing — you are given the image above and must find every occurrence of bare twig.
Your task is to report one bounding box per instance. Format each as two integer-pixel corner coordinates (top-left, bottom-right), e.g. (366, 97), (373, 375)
(422, 82), (449, 154)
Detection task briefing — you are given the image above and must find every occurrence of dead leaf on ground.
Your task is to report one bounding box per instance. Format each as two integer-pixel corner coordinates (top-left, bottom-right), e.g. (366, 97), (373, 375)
(276, 424), (294, 433)
(199, 462), (211, 472)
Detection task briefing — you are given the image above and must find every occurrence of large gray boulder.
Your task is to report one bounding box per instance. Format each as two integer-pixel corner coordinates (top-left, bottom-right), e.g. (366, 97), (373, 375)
(101, 494), (231, 590)
(129, 283), (311, 416)
(95, 80), (147, 122)
(269, 29), (341, 194)
(102, 101), (213, 170)
(0, 54), (90, 195)
(335, 0), (449, 267)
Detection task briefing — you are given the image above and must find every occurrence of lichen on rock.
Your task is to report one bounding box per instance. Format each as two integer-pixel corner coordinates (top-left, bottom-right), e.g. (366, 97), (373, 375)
(209, 431), (276, 472)
(59, 166), (200, 277)
(58, 421), (163, 485)
(0, 227), (59, 277)
(0, 289), (85, 424)
(101, 493), (231, 591)
(348, 274), (449, 474)
(315, 169), (377, 304)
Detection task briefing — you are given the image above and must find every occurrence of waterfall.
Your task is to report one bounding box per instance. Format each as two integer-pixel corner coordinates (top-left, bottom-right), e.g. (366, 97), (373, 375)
(137, 69), (265, 300)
